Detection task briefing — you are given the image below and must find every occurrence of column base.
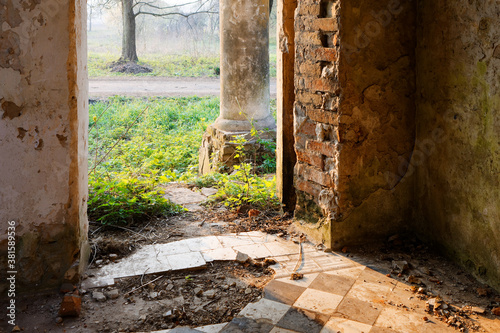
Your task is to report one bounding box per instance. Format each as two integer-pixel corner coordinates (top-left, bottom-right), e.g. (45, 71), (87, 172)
(199, 125), (276, 175)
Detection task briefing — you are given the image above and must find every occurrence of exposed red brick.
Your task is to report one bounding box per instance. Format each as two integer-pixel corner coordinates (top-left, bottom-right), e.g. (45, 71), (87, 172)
(296, 118), (317, 137)
(298, 62), (322, 77)
(296, 163), (333, 187)
(295, 134), (307, 149)
(295, 32), (322, 46)
(307, 108), (339, 125)
(296, 91), (323, 106)
(306, 140), (337, 158)
(311, 47), (338, 62)
(312, 18), (339, 32)
(308, 78), (339, 92)
(295, 178), (322, 198)
(297, 3), (320, 16)
(296, 149), (325, 169)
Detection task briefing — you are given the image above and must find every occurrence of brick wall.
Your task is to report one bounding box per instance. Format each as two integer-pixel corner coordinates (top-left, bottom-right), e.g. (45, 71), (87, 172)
(293, 0), (417, 248)
(294, 0), (341, 229)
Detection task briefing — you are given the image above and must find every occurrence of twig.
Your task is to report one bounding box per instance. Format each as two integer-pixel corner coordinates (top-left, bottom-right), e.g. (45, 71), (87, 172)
(291, 240), (303, 279)
(126, 275), (162, 296)
(89, 106), (149, 175)
(89, 104), (111, 133)
(104, 224), (150, 240)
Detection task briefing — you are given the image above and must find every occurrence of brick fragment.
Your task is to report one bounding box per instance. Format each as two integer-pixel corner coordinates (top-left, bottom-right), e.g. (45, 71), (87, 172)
(59, 294), (82, 317)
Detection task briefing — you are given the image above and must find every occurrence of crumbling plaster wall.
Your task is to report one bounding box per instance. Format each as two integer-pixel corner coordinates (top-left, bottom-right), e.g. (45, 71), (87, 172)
(293, 0), (416, 248)
(415, 0), (500, 290)
(0, 0), (88, 293)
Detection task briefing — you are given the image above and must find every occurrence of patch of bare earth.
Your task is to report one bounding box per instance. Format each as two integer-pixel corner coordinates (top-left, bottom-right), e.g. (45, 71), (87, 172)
(85, 261), (274, 332)
(109, 61), (152, 74)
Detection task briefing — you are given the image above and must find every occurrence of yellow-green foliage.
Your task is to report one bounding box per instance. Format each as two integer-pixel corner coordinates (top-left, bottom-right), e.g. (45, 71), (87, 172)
(88, 96), (280, 224)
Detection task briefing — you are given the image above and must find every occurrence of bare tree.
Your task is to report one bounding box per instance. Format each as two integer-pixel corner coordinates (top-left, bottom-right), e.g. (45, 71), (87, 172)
(90, 0), (217, 62)
(122, 0), (217, 62)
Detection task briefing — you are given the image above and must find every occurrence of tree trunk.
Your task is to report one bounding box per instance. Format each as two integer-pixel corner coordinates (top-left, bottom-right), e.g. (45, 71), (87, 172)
(120, 0), (138, 62)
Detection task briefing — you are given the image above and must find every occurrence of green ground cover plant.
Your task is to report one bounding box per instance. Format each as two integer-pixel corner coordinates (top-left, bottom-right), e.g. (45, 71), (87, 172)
(88, 97), (279, 225)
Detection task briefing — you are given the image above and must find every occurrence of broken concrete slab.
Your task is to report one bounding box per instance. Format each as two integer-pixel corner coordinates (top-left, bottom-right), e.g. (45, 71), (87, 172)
(163, 186), (208, 205)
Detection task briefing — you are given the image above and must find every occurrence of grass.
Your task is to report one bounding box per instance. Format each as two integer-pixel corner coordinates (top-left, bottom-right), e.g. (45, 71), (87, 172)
(88, 52), (277, 78)
(88, 53), (221, 78)
(88, 97), (280, 225)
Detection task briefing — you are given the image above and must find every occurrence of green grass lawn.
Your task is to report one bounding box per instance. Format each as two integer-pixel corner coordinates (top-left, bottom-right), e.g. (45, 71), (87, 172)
(88, 52), (278, 78)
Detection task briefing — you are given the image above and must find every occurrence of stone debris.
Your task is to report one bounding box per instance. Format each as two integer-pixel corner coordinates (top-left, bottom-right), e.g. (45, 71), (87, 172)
(107, 289), (120, 300)
(235, 251), (251, 263)
(194, 287), (203, 296)
(492, 307), (500, 316)
(92, 291), (107, 302)
(407, 275), (421, 284)
(392, 260), (409, 273)
(203, 289), (217, 299)
(201, 187), (218, 197)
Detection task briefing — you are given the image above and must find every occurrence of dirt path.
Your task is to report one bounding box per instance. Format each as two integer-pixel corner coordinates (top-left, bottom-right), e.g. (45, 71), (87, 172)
(89, 77), (278, 98)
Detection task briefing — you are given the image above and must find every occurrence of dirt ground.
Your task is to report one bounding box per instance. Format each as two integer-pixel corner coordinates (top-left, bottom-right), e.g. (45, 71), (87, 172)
(2, 205), (500, 333)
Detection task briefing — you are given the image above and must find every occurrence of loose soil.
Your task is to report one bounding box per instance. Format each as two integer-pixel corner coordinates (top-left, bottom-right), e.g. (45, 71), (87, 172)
(109, 61), (152, 74)
(84, 261), (274, 332)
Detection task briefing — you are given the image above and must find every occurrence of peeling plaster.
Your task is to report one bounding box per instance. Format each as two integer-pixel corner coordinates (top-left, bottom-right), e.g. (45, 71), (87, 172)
(1, 100), (23, 119)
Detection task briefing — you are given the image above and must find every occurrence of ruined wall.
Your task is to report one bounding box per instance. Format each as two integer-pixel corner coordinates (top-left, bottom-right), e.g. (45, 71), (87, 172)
(293, 0), (416, 248)
(0, 0), (88, 293)
(416, 1), (500, 290)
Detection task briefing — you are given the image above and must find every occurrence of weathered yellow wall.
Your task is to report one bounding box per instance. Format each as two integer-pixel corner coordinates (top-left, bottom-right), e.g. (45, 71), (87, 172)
(0, 0), (88, 293)
(415, 0), (500, 290)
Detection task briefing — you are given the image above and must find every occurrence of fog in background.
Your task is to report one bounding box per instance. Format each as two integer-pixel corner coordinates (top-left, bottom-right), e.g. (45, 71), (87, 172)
(87, 0), (277, 58)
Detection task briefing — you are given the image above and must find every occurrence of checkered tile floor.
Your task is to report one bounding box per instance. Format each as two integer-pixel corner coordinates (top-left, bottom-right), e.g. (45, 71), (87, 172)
(166, 266), (460, 333)
(86, 232), (498, 333)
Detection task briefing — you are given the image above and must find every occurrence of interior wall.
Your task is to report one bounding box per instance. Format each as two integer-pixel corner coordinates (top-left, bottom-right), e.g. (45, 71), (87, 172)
(333, 0), (417, 248)
(0, 0), (88, 293)
(415, 0), (500, 289)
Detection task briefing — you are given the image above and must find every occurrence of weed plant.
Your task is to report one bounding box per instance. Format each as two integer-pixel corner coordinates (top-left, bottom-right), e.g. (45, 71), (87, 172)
(88, 97), (280, 225)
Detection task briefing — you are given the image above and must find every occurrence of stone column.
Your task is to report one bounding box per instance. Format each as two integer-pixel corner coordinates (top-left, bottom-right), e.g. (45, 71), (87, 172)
(199, 0), (276, 174)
